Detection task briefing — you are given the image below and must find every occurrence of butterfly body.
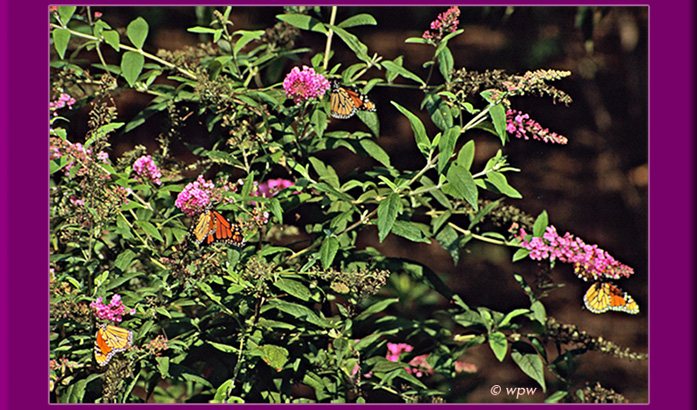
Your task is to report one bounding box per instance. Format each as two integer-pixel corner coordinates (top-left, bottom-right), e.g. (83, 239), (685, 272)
(330, 82), (376, 119)
(583, 282), (639, 314)
(191, 209), (245, 247)
(94, 323), (133, 366)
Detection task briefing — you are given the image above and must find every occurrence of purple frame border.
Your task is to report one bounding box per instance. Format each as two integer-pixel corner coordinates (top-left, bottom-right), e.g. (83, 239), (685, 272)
(1, 0), (693, 408)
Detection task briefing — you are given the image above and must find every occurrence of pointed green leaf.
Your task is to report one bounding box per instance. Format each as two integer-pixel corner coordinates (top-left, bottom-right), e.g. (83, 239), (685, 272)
(114, 249), (136, 272)
(121, 51), (144, 87)
(102, 30), (120, 51)
(135, 220), (163, 242)
(488, 331), (508, 362)
(319, 237), (339, 269)
(391, 220), (430, 243)
(511, 343), (546, 391)
(382, 60), (425, 85)
(358, 138), (391, 167)
(338, 13), (377, 28)
(57, 6), (76, 25)
(532, 210), (549, 237)
(435, 225), (460, 265)
(127, 17), (149, 49)
(377, 192), (402, 242)
(512, 248), (531, 262)
(446, 164), (478, 210)
(486, 171), (522, 198)
(456, 140), (475, 170)
(52, 28), (71, 60)
(392, 102), (430, 155)
(437, 126), (461, 174)
(490, 103), (508, 145)
(276, 13), (327, 33)
(233, 30), (264, 55)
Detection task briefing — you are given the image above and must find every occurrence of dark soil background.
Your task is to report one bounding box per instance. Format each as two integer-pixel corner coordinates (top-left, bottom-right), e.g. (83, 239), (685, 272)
(58, 6), (648, 402)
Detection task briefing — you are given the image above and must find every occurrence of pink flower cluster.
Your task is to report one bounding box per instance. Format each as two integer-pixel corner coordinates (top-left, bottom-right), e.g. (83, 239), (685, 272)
(90, 294), (135, 324)
(506, 110), (568, 145)
(386, 343), (433, 378)
(49, 137), (110, 178)
(283, 66), (330, 105)
(253, 178), (295, 198)
(175, 176), (217, 216)
(516, 225), (635, 281)
(133, 155), (162, 185)
(50, 93), (76, 115)
(422, 6), (460, 42)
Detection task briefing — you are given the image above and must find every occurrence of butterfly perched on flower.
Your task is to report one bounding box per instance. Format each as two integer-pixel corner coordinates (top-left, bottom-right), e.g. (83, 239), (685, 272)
(190, 209), (245, 247)
(330, 81), (376, 119)
(94, 323), (133, 366)
(583, 282), (639, 314)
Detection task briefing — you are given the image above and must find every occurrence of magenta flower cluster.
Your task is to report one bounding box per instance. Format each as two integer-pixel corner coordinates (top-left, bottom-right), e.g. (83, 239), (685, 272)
(283, 66), (330, 105)
(506, 110), (568, 145)
(49, 137), (110, 178)
(254, 178), (295, 198)
(133, 155), (162, 185)
(386, 343), (433, 378)
(422, 6), (460, 42)
(50, 93), (76, 114)
(90, 294), (135, 324)
(516, 225), (635, 281)
(175, 175), (217, 216)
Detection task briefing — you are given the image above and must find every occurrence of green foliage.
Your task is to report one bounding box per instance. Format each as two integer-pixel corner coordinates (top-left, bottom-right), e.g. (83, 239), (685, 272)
(48, 6), (644, 404)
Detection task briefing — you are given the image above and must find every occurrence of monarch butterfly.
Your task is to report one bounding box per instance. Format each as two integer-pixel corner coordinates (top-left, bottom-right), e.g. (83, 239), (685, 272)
(190, 209), (245, 247)
(583, 282), (639, 314)
(330, 82), (376, 119)
(94, 323), (133, 366)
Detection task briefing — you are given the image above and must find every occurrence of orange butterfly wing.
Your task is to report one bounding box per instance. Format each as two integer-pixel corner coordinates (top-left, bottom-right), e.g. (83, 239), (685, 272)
(205, 210), (245, 247)
(330, 82), (375, 119)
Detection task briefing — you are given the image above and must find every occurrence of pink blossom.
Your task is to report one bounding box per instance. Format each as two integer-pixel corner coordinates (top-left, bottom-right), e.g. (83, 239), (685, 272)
(50, 93), (76, 114)
(283, 66), (330, 105)
(90, 294), (135, 324)
(506, 109), (568, 144)
(94, 11), (103, 18)
(422, 6), (460, 42)
(516, 225), (635, 281)
(133, 155), (162, 185)
(175, 176), (216, 216)
(253, 178), (295, 198)
(385, 342), (434, 378)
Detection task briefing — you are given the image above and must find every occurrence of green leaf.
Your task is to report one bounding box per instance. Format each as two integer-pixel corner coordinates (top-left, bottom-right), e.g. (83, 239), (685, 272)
(486, 172), (522, 198)
(512, 248), (530, 262)
(488, 331), (508, 362)
(530, 301), (547, 325)
(532, 210), (549, 237)
(156, 356), (171, 378)
(274, 278), (312, 301)
(446, 164), (478, 210)
(135, 220), (163, 242)
(52, 28), (71, 60)
(437, 126), (461, 174)
(545, 390), (568, 403)
(456, 140), (475, 170)
(436, 44), (454, 82)
(377, 192), (403, 242)
(127, 17), (149, 49)
(276, 13), (327, 33)
(121, 51), (144, 87)
(498, 308), (530, 328)
(330, 26), (370, 62)
(382, 60), (425, 85)
(391, 220), (430, 243)
(114, 249), (136, 272)
(269, 197), (283, 225)
(392, 102), (430, 155)
(337, 14), (377, 28)
(57, 6), (76, 25)
(207, 341), (239, 354)
(511, 343), (546, 392)
(425, 92), (453, 131)
(310, 106), (328, 139)
(319, 237), (339, 269)
(354, 298), (399, 321)
(309, 157), (340, 189)
(266, 299), (330, 328)
(102, 30), (120, 51)
(490, 103), (508, 145)
(233, 30), (264, 55)
(358, 138), (391, 167)
(258, 345), (289, 370)
(356, 109), (380, 138)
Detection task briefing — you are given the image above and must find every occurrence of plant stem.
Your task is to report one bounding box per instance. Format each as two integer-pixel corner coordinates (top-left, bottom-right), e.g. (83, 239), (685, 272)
(323, 7), (338, 71)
